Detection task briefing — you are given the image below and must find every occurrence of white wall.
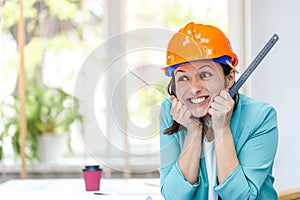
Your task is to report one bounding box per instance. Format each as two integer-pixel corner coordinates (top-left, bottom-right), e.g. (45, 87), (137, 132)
(249, 0), (300, 191)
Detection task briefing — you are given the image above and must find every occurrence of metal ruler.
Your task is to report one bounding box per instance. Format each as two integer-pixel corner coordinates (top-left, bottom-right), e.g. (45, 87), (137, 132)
(229, 34), (279, 97)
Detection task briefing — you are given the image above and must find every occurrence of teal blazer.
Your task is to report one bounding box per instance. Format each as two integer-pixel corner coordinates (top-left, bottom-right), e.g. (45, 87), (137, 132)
(159, 94), (278, 200)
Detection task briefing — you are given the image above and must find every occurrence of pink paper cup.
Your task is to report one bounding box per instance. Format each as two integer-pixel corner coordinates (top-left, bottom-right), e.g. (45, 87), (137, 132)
(82, 166), (102, 191)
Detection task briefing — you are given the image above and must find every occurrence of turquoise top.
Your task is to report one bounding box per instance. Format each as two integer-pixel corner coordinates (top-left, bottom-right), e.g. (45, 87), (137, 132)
(159, 94), (278, 200)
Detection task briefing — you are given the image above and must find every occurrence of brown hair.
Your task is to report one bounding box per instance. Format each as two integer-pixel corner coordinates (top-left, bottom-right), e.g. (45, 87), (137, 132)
(163, 64), (240, 135)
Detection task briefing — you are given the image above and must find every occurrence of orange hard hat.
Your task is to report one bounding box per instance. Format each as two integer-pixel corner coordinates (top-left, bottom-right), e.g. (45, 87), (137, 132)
(163, 22), (238, 77)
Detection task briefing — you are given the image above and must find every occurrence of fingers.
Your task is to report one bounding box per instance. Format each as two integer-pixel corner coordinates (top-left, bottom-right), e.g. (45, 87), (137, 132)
(219, 89), (231, 100)
(171, 99), (188, 118)
(171, 96), (183, 115)
(208, 89), (234, 118)
(210, 96), (225, 110)
(170, 96), (193, 124)
(182, 107), (192, 121)
(208, 89), (234, 132)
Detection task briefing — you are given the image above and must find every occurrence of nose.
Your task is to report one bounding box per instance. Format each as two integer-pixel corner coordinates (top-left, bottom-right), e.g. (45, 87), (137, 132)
(190, 75), (204, 94)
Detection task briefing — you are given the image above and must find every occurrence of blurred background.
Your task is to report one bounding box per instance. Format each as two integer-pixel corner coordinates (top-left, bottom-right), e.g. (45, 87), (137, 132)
(0, 0), (299, 193)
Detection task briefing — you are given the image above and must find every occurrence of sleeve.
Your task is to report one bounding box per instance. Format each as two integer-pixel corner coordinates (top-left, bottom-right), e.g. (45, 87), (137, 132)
(159, 99), (200, 200)
(214, 103), (279, 199)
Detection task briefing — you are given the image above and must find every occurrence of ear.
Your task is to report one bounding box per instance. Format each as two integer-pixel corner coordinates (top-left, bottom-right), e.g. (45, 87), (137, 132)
(225, 69), (236, 88)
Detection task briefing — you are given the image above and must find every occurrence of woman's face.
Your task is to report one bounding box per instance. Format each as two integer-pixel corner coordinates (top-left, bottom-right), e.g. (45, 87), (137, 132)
(174, 61), (234, 118)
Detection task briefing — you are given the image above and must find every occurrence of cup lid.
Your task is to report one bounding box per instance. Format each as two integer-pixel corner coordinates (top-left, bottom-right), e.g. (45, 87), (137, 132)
(83, 165), (102, 171)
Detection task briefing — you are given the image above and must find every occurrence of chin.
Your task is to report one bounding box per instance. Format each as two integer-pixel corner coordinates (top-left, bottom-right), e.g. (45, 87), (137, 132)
(191, 110), (208, 118)
(186, 100), (211, 119)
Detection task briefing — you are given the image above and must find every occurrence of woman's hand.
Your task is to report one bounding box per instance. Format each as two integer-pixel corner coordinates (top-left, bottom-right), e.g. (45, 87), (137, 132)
(170, 95), (202, 132)
(208, 88), (234, 134)
(171, 96), (204, 184)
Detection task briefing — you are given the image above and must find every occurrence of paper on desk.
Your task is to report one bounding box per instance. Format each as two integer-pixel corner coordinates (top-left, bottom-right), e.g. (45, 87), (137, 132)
(0, 179), (164, 200)
(0, 189), (164, 200)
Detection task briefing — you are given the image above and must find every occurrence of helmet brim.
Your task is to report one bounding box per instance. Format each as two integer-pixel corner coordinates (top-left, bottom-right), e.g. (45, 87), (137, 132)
(164, 56), (231, 77)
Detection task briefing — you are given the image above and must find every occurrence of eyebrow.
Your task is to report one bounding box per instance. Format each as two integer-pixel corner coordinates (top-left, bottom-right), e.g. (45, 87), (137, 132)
(197, 64), (214, 71)
(175, 64), (215, 74)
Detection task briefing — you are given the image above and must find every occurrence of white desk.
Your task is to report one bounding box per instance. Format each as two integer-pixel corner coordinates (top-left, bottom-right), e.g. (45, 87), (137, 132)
(0, 178), (164, 200)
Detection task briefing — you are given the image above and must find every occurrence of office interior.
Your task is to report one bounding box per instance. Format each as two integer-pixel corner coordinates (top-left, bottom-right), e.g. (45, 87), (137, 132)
(0, 0), (299, 197)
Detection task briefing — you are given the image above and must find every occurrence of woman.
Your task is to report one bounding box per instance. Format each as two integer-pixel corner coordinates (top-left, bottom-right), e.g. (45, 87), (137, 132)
(159, 22), (278, 200)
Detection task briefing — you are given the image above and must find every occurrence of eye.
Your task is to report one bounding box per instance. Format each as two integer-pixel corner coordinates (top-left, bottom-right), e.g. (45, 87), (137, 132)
(200, 71), (212, 78)
(177, 75), (188, 82)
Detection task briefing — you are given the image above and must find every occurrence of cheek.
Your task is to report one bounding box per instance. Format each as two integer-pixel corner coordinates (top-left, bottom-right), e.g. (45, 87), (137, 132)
(206, 79), (225, 95)
(175, 83), (187, 101)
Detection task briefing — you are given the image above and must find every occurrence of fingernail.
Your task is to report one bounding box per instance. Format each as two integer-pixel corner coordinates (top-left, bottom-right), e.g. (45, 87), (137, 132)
(171, 96), (175, 102)
(225, 87), (229, 92)
(171, 95), (178, 101)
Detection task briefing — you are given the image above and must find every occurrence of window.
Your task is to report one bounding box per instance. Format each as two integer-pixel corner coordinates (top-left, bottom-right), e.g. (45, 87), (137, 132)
(0, 0), (105, 167)
(0, 0), (229, 176)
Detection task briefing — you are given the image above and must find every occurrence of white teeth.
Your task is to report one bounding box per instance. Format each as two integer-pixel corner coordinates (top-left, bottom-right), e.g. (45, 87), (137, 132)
(190, 97), (205, 104)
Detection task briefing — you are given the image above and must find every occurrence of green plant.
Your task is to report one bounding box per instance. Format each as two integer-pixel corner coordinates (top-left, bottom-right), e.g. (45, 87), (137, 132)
(0, 84), (83, 161)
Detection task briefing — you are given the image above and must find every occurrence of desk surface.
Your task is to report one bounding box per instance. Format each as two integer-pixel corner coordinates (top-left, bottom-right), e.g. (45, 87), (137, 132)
(0, 178), (164, 200)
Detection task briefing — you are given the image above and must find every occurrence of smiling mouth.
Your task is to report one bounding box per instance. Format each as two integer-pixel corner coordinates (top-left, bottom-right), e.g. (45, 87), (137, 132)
(188, 96), (209, 104)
